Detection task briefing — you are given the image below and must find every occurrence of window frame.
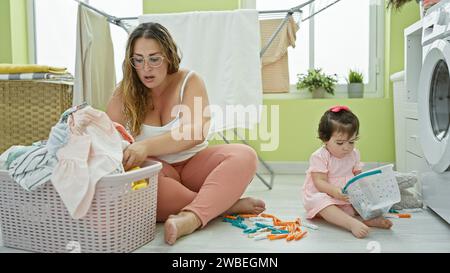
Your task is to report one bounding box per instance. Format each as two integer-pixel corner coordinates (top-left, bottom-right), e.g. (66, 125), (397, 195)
(242, 0), (385, 98)
(30, 0), (142, 83)
(28, 0), (88, 71)
(27, 0), (36, 64)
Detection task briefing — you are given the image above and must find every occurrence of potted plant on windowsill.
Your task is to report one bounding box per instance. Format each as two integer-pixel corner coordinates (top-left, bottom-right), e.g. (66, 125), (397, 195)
(296, 68), (337, 99)
(346, 69), (364, 98)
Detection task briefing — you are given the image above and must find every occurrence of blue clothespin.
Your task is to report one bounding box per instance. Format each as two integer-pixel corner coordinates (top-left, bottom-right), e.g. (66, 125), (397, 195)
(271, 229), (289, 234)
(254, 222), (288, 234)
(243, 227), (261, 234)
(255, 222), (273, 229)
(222, 218), (235, 224)
(232, 221), (248, 229)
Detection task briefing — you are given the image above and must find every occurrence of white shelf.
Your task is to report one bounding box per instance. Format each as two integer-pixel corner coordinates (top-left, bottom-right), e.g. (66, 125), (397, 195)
(404, 19), (423, 103)
(405, 19), (423, 37)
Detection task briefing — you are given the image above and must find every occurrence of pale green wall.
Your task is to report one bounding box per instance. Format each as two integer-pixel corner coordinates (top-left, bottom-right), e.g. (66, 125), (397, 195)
(9, 0), (29, 64)
(210, 98), (395, 162)
(0, 0), (13, 63)
(0, 0), (29, 64)
(384, 0), (420, 98)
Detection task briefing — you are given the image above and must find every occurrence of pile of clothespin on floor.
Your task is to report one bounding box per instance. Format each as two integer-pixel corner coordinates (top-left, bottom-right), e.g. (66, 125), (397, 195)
(383, 208), (413, 219)
(222, 213), (318, 242)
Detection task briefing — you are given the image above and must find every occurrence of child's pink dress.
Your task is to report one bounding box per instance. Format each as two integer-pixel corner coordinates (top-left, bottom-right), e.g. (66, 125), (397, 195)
(302, 146), (364, 219)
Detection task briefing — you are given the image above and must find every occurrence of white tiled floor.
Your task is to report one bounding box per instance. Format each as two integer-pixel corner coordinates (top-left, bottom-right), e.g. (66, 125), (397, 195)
(1, 174), (450, 253)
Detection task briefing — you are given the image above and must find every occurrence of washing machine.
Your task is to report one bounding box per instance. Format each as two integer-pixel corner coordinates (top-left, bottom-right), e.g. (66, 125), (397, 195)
(418, 0), (450, 224)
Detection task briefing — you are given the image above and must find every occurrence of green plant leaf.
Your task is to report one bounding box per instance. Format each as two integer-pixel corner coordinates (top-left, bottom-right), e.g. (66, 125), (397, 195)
(346, 69), (364, 83)
(296, 68), (337, 95)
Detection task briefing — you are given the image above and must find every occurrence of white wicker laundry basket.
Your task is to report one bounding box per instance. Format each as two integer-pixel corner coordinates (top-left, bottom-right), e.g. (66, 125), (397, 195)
(0, 161), (162, 253)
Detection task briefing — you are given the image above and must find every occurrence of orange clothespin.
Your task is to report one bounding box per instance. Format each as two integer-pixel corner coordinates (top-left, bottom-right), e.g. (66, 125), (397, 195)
(397, 213), (411, 218)
(238, 214), (259, 218)
(267, 234), (288, 240)
(288, 223), (298, 233)
(224, 215), (237, 220)
(260, 213), (275, 218)
(275, 221), (296, 226)
(286, 233), (295, 241)
(294, 231), (308, 240)
(261, 213), (282, 223)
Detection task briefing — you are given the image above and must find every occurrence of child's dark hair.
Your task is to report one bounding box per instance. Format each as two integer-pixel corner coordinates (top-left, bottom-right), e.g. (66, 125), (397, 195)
(318, 106), (359, 142)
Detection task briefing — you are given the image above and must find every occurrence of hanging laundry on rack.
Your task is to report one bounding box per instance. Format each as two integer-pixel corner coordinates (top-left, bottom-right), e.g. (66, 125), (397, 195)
(74, 5), (116, 111)
(51, 106), (124, 219)
(260, 16), (299, 93)
(139, 10), (263, 132)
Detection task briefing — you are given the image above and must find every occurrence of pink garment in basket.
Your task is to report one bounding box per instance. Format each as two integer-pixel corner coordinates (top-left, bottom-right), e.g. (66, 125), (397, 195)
(52, 106), (124, 219)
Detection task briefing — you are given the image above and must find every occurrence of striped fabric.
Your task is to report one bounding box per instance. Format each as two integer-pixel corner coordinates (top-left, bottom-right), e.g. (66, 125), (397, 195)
(8, 143), (57, 191)
(0, 72), (74, 81)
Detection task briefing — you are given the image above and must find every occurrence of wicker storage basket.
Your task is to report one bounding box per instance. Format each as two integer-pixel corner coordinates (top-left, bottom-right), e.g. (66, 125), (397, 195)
(0, 161), (162, 253)
(0, 80), (73, 153)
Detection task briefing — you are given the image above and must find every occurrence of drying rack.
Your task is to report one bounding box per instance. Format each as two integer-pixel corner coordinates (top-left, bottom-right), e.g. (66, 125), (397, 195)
(72, 0), (342, 189)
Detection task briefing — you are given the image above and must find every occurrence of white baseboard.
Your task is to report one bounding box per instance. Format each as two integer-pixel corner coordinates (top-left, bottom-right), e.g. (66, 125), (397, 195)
(257, 161), (393, 174)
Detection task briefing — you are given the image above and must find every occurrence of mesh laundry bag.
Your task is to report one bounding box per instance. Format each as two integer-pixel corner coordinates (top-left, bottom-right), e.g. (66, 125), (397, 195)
(342, 164), (401, 220)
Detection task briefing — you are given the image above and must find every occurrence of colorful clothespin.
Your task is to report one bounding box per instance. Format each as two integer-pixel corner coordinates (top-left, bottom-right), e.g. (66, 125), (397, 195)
(389, 208), (399, 214)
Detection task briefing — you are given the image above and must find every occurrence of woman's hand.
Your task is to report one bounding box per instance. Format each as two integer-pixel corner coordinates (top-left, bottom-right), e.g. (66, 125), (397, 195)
(123, 142), (149, 171)
(330, 187), (349, 202)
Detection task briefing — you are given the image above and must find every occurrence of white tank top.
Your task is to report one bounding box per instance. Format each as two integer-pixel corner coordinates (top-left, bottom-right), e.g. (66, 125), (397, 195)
(134, 71), (208, 164)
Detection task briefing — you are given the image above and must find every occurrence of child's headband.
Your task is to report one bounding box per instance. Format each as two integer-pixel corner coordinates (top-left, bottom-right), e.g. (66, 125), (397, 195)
(329, 105), (350, 113)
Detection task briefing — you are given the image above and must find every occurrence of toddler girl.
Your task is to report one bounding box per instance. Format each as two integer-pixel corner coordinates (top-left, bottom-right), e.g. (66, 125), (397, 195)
(302, 105), (393, 238)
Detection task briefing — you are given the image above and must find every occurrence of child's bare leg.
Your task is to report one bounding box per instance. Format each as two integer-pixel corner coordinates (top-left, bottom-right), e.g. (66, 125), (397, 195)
(318, 205), (370, 238)
(363, 217), (393, 229)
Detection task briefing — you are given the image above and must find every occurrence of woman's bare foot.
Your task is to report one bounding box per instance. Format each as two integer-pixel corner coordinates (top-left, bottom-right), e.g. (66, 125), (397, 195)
(224, 197), (266, 215)
(363, 217), (393, 229)
(349, 221), (370, 238)
(164, 211), (202, 245)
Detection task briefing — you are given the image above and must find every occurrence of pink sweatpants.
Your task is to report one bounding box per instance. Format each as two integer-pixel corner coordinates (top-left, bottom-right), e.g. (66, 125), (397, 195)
(153, 144), (258, 227)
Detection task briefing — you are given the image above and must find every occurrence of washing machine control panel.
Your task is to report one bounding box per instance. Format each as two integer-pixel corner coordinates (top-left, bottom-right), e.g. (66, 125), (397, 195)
(422, 2), (450, 46)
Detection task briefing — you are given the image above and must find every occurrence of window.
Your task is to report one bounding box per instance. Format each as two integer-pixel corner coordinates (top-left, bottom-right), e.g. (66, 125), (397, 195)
(33, 0), (142, 83)
(250, 0), (384, 98)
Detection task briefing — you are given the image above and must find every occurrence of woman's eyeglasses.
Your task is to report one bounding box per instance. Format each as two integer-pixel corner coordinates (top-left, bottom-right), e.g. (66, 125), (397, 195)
(130, 55), (165, 69)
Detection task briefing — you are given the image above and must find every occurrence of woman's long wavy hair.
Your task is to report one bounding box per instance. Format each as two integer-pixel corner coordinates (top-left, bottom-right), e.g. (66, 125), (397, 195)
(119, 22), (181, 136)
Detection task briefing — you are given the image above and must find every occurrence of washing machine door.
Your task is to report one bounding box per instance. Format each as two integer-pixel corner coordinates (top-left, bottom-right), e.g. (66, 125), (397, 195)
(418, 39), (450, 173)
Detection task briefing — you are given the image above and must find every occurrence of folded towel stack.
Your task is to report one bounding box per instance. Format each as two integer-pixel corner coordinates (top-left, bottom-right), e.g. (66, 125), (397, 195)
(0, 64), (74, 81)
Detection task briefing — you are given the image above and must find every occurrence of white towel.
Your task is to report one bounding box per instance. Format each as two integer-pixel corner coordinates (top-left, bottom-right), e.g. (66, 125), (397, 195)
(139, 10), (263, 132)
